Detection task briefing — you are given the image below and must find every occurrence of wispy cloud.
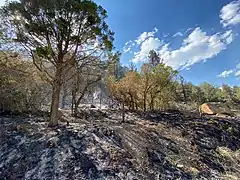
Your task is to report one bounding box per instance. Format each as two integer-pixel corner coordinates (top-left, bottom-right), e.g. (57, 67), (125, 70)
(234, 63), (240, 78)
(220, 0), (240, 27)
(217, 63), (240, 78)
(185, 27), (193, 34)
(172, 32), (183, 37)
(123, 46), (131, 53)
(235, 70), (240, 77)
(122, 40), (135, 53)
(163, 33), (169, 38)
(218, 69), (235, 78)
(236, 63), (240, 69)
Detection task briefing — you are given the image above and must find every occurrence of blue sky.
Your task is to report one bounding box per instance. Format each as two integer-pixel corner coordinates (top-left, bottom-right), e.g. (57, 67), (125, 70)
(95, 0), (240, 86)
(0, 0), (240, 86)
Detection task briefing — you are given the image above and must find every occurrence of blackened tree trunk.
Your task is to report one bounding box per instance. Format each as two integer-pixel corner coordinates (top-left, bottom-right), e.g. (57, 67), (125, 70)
(74, 92), (86, 116)
(143, 92), (147, 112)
(180, 76), (187, 103)
(61, 83), (68, 109)
(150, 94), (156, 111)
(121, 101), (125, 123)
(129, 93), (134, 111)
(135, 102), (138, 110)
(100, 84), (102, 109)
(71, 90), (76, 115)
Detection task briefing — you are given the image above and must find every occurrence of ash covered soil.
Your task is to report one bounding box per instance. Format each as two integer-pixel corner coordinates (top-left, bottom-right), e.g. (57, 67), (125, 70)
(1, 109), (240, 180)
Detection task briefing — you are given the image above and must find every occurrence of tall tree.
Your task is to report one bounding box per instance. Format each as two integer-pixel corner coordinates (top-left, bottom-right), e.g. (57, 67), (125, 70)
(180, 76), (187, 103)
(140, 64), (154, 111)
(232, 86), (240, 102)
(200, 82), (216, 102)
(222, 84), (233, 101)
(191, 85), (205, 104)
(1, 0), (113, 126)
(148, 64), (178, 110)
(106, 52), (122, 79)
(148, 50), (162, 67)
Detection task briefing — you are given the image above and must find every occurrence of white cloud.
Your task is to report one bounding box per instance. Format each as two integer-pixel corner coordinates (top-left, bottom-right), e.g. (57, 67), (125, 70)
(236, 63), (240, 69)
(123, 40), (135, 53)
(132, 37), (162, 63)
(172, 32), (183, 37)
(160, 27), (234, 69)
(217, 62), (240, 78)
(159, 43), (169, 55)
(123, 46), (131, 53)
(130, 27), (234, 69)
(185, 28), (193, 34)
(163, 33), (169, 38)
(122, 28), (158, 54)
(218, 69), (235, 78)
(124, 2), (239, 69)
(235, 70), (240, 77)
(124, 40), (132, 46)
(220, 0), (240, 27)
(135, 27), (158, 45)
(221, 30), (234, 43)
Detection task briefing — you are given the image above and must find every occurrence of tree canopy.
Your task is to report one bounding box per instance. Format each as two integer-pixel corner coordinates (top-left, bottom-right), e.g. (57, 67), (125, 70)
(1, 0), (114, 126)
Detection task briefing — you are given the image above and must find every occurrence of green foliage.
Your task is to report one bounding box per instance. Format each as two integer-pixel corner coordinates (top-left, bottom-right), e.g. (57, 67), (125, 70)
(221, 84), (233, 101)
(232, 86), (240, 102)
(199, 82), (217, 102)
(176, 78), (240, 106)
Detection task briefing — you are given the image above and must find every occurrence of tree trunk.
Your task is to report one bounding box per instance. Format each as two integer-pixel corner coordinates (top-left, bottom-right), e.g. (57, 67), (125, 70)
(121, 101), (125, 123)
(49, 68), (62, 127)
(49, 81), (61, 127)
(71, 89), (76, 115)
(0, 118), (5, 139)
(143, 92), (147, 112)
(135, 102), (138, 110)
(61, 84), (67, 109)
(180, 77), (187, 103)
(100, 84), (102, 109)
(74, 87), (89, 116)
(74, 101), (78, 116)
(71, 75), (78, 116)
(74, 94), (83, 116)
(150, 95), (155, 111)
(129, 94), (134, 111)
(73, 95), (80, 116)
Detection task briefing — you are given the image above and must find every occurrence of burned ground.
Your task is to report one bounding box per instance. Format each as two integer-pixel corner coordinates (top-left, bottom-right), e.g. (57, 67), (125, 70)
(0, 109), (240, 180)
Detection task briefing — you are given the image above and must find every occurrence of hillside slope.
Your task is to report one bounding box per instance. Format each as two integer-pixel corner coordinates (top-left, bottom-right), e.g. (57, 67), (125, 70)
(0, 110), (240, 180)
